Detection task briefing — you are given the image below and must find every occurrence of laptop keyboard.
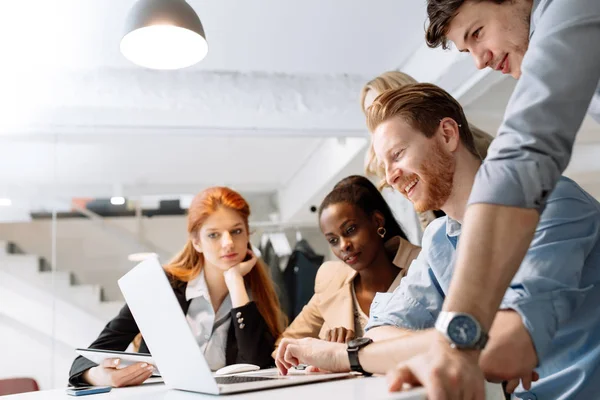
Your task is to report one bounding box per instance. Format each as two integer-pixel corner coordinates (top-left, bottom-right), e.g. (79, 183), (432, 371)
(215, 376), (277, 385)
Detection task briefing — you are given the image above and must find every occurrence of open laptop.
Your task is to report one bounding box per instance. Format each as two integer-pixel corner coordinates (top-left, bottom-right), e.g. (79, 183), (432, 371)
(117, 257), (355, 395)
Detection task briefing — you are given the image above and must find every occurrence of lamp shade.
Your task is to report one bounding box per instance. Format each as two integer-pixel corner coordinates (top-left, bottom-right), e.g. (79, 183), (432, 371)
(120, 0), (208, 70)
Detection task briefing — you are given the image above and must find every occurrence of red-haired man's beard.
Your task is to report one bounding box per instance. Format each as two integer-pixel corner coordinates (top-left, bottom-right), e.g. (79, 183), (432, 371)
(396, 143), (455, 213)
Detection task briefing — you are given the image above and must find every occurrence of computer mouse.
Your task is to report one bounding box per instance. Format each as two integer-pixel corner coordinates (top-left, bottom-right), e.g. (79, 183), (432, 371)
(215, 363), (261, 376)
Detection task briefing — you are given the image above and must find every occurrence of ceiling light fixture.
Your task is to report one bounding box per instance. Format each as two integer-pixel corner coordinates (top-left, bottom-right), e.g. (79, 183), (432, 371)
(110, 197), (126, 206)
(0, 198), (12, 207)
(120, 0), (208, 70)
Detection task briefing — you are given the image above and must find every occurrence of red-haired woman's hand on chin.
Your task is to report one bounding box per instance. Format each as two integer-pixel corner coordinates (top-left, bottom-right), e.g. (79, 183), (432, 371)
(225, 249), (258, 280)
(223, 250), (256, 306)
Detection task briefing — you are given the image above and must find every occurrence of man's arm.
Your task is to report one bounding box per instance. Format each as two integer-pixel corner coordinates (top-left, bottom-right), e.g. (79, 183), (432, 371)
(480, 311), (537, 383)
(373, 312), (536, 380)
(364, 325), (414, 341)
(376, 311), (537, 398)
(446, 0), (600, 331)
(275, 310), (537, 378)
(360, 311), (537, 377)
(395, 177), (600, 398)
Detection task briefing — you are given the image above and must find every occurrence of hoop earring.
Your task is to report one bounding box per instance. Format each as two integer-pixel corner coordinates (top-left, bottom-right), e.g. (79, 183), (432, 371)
(377, 227), (386, 239)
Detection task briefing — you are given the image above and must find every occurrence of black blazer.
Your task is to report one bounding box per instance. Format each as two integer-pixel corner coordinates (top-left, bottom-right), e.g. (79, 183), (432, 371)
(69, 277), (276, 386)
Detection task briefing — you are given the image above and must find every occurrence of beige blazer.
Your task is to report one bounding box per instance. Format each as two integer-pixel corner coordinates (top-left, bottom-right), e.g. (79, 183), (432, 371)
(273, 236), (421, 354)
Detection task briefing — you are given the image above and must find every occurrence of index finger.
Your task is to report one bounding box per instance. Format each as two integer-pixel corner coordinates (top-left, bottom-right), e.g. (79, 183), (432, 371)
(399, 355), (448, 400)
(276, 339), (290, 361)
(276, 340), (293, 374)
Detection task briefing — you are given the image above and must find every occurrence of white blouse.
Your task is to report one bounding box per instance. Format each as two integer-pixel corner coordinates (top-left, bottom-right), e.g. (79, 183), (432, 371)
(185, 270), (232, 371)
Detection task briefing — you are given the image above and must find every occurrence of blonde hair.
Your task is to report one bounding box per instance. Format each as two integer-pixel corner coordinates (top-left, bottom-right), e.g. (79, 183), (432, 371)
(361, 71), (418, 114)
(361, 71), (493, 188)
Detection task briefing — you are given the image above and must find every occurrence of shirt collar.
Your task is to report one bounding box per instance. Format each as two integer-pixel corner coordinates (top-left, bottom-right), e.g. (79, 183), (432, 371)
(384, 235), (417, 292)
(185, 269), (211, 301)
(446, 217), (462, 238)
(529, 0), (544, 38)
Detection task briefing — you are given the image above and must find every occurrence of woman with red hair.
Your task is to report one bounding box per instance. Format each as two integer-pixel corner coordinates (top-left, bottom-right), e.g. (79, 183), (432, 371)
(69, 187), (285, 388)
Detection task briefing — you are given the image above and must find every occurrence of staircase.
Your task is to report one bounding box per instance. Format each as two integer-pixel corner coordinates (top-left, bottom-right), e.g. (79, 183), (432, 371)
(0, 240), (124, 345)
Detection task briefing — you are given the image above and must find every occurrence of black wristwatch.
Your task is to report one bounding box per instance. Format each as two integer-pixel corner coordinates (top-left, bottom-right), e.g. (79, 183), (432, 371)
(347, 337), (373, 376)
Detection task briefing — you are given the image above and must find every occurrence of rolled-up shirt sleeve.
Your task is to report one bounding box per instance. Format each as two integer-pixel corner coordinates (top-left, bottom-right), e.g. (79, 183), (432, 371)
(365, 246), (444, 332)
(468, 0), (600, 210)
(499, 179), (600, 360)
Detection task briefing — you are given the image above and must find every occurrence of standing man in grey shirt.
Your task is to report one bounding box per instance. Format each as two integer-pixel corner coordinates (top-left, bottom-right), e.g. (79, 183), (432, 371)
(386, 0), (600, 399)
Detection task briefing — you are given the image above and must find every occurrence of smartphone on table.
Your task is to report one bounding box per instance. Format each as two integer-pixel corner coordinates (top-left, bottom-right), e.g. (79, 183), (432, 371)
(66, 386), (112, 396)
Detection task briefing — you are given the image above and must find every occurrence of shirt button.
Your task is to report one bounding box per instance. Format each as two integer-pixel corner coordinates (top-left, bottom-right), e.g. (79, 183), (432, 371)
(236, 312), (242, 318)
(237, 317), (244, 324)
(204, 334), (210, 340)
(239, 323), (245, 329)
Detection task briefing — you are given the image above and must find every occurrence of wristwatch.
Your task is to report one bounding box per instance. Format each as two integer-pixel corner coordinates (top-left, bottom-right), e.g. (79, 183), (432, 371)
(347, 337), (373, 376)
(435, 312), (489, 350)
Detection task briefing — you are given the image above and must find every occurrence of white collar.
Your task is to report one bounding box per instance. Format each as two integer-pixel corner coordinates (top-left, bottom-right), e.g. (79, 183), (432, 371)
(185, 269), (211, 302)
(445, 217), (462, 238)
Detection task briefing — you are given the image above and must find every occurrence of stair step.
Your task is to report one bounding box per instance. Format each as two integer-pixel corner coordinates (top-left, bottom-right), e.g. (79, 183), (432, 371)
(0, 254), (42, 277)
(0, 245), (118, 322)
(67, 284), (103, 303)
(37, 270), (73, 290)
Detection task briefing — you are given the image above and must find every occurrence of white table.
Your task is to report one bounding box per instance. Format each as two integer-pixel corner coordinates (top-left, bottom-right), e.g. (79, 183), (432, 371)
(4, 378), (426, 400)
(3, 378), (506, 400)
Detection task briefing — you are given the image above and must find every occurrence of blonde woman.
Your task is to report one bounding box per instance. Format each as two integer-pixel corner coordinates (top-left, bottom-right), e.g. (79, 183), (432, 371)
(361, 71), (494, 229)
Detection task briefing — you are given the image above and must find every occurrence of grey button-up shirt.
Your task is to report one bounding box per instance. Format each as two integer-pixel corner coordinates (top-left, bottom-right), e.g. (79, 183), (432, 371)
(468, 0), (600, 210)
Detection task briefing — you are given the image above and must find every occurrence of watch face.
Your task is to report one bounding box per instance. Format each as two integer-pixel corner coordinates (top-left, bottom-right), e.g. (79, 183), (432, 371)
(447, 315), (479, 346)
(348, 337), (372, 349)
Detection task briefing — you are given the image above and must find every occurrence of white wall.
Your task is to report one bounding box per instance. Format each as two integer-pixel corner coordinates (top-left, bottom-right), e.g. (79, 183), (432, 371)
(0, 269), (109, 390)
(0, 315), (74, 390)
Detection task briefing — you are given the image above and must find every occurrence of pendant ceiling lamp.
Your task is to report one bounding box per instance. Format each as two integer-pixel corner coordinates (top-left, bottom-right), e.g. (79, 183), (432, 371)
(120, 0), (208, 70)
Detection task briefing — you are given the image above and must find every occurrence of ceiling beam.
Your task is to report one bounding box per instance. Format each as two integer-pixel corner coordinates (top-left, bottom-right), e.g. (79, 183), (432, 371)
(0, 69), (369, 136)
(0, 126), (366, 140)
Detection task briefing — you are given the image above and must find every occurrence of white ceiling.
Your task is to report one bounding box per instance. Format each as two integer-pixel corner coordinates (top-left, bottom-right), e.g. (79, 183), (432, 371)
(0, 0), (432, 224)
(1, 0), (599, 226)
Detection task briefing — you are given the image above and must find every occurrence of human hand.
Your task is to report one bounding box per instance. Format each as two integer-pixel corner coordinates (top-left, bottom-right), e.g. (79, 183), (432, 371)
(275, 338), (349, 376)
(223, 249), (257, 282)
(83, 358), (155, 388)
(324, 327), (355, 343)
(504, 371), (539, 394)
(386, 333), (485, 399)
